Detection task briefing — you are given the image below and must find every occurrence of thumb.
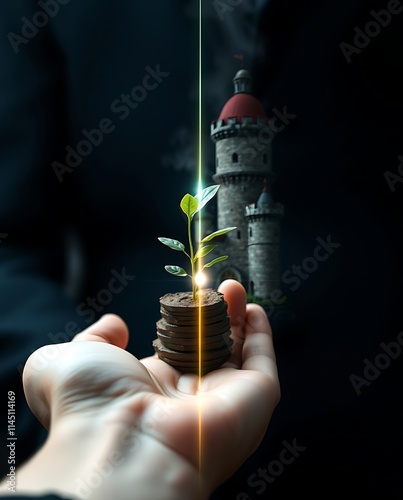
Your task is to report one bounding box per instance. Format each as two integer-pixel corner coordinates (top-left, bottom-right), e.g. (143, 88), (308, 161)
(72, 313), (129, 349)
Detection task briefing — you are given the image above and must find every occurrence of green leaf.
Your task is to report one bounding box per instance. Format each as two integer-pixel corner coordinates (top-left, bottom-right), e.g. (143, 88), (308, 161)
(203, 255), (228, 268)
(180, 194), (198, 220)
(200, 226), (237, 243)
(164, 265), (188, 277)
(194, 244), (216, 260)
(158, 237), (185, 252)
(194, 185), (220, 214)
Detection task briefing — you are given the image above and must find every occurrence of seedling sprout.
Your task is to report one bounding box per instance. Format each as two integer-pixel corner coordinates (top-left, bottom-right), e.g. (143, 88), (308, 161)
(158, 185), (236, 300)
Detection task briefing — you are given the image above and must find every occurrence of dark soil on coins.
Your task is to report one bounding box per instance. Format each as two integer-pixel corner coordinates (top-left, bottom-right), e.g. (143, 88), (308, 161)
(152, 288), (233, 375)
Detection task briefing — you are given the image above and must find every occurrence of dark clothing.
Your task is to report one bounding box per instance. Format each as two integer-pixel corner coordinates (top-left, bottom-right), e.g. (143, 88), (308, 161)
(1, 1), (402, 498)
(0, 497), (64, 500)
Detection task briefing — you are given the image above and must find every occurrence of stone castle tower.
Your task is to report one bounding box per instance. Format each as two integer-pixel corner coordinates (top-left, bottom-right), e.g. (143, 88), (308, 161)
(208, 69), (284, 299)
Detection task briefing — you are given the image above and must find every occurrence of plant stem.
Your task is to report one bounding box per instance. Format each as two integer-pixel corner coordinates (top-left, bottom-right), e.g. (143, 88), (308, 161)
(188, 215), (196, 300)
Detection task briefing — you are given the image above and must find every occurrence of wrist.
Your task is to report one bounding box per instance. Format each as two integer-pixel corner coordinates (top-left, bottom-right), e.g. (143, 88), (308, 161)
(0, 415), (207, 500)
(0, 418), (104, 499)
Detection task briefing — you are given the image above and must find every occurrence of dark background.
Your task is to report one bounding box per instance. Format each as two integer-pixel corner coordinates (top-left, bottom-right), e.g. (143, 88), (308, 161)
(1, 0), (402, 498)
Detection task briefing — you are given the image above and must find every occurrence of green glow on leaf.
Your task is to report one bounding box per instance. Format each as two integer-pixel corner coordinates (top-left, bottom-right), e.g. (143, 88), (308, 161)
(194, 185), (219, 214)
(200, 227), (236, 243)
(203, 255), (228, 268)
(180, 194), (198, 220)
(194, 244), (216, 260)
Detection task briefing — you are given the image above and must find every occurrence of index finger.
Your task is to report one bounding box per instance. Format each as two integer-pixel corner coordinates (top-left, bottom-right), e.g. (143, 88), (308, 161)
(217, 279), (247, 368)
(242, 303), (278, 380)
(72, 313), (129, 349)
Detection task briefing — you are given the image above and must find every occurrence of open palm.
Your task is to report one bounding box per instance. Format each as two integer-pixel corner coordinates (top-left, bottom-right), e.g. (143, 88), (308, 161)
(23, 279), (280, 496)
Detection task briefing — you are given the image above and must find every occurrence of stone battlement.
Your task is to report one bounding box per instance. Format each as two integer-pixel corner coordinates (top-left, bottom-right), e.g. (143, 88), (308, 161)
(245, 203), (284, 218)
(211, 116), (269, 141)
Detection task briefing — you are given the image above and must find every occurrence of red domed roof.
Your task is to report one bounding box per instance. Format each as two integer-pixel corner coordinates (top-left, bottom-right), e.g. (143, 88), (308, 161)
(218, 92), (267, 124)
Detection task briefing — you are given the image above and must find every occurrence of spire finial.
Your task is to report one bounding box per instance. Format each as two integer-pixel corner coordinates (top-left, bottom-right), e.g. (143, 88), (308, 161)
(233, 68), (252, 94)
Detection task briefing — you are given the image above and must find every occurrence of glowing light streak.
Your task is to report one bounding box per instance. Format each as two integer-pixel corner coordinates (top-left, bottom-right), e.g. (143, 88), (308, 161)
(197, 0), (203, 486)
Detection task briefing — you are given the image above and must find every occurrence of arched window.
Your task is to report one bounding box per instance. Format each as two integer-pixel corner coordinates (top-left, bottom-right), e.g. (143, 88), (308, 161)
(237, 230), (241, 240)
(220, 270), (238, 282)
(219, 268), (242, 286)
(249, 227), (252, 237)
(232, 152), (238, 163)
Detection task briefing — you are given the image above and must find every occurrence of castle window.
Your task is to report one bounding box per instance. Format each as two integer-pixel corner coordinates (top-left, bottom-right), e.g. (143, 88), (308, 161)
(232, 153), (238, 163)
(250, 281), (254, 296)
(220, 270), (238, 282)
(237, 230), (241, 240)
(263, 153), (267, 164)
(249, 227), (252, 237)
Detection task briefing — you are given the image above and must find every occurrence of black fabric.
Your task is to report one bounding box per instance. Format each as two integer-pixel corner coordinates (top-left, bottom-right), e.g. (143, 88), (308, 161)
(0, 496), (67, 500)
(1, 1), (402, 499)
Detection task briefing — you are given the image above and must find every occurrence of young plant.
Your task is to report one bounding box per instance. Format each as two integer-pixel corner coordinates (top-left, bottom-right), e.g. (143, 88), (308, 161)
(158, 185), (236, 300)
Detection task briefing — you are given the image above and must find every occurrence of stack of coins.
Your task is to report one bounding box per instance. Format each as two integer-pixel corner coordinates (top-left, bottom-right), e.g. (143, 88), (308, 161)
(152, 288), (233, 375)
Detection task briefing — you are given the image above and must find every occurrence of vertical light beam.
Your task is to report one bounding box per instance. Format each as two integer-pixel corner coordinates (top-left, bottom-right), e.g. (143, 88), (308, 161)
(197, 0), (203, 487)
(198, 0), (203, 377)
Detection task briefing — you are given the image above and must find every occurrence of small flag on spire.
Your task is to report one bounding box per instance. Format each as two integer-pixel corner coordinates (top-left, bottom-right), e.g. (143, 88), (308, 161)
(233, 53), (244, 68)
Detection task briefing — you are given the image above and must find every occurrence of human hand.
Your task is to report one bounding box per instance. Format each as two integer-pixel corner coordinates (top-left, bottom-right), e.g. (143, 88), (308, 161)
(141, 279), (281, 491)
(0, 279), (280, 500)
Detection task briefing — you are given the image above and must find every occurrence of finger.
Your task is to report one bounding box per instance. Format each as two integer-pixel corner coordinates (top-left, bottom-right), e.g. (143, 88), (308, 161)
(218, 279), (247, 368)
(242, 304), (278, 380)
(72, 313), (129, 350)
(218, 279), (247, 325)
